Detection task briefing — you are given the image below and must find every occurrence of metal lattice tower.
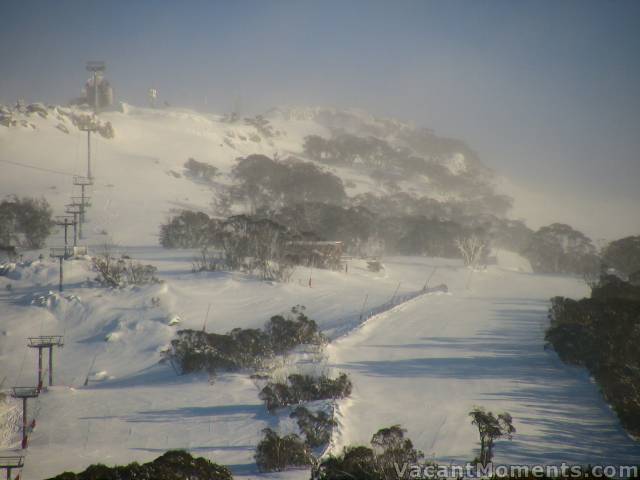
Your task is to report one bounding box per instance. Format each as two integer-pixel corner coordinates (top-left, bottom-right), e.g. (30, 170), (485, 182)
(65, 204), (82, 243)
(28, 336), (64, 390)
(78, 122), (98, 180)
(11, 387), (39, 449)
(54, 215), (76, 248)
(0, 455), (24, 479)
(71, 195), (91, 239)
(50, 247), (72, 292)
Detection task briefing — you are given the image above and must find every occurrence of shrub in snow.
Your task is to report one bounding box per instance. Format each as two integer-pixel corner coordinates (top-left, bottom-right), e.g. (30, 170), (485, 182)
(47, 449), (232, 480)
(367, 260), (383, 272)
(0, 196), (53, 249)
(259, 373), (352, 412)
(184, 157), (219, 183)
(254, 428), (313, 472)
(265, 305), (326, 355)
(312, 425), (423, 480)
(160, 210), (216, 248)
(166, 306), (325, 375)
(290, 405), (336, 448)
(92, 251), (159, 287)
(547, 275), (640, 436)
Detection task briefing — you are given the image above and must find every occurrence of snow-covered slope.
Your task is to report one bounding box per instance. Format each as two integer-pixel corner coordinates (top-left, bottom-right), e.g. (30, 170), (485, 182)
(0, 103), (495, 245)
(1, 104), (639, 479)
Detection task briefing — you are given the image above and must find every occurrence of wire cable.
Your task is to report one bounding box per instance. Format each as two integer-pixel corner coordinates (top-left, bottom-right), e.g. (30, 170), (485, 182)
(0, 158), (77, 177)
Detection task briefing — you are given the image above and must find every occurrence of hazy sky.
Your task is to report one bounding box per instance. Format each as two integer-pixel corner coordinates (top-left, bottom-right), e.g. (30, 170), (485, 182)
(1, 0), (639, 238)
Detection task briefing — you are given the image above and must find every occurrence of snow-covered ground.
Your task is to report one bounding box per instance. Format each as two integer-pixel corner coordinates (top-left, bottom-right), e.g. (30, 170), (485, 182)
(1, 104), (639, 479)
(2, 254), (639, 479)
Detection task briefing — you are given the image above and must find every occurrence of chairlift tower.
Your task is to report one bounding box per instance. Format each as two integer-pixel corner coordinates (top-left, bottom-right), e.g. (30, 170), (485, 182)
(64, 204), (81, 246)
(50, 247), (72, 293)
(86, 61), (105, 115)
(0, 456), (24, 480)
(71, 195), (91, 239)
(73, 176), (93, 224)
(79, 122), (98, 180)
(28, 336), (64, 390)
(54, 215), (76, 248)
(11, 387), (39, 449)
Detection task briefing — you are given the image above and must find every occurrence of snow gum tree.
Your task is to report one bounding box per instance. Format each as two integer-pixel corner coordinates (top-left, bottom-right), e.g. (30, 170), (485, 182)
(469, 407), (515, 466)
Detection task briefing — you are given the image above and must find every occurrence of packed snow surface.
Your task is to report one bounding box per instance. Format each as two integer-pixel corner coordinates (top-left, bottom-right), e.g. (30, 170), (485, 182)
(1, 105), (639, 478)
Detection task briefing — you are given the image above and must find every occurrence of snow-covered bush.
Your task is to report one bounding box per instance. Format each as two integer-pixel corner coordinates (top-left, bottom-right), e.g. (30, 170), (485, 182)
(547, 275), (640, 436)
(255, 428), (313, 472)
(290, 406), (336, 448)
(265, 305), (326, 355)
(166, 306), (324, 375)
(0, 195), (53, 249)
(46, 450), (232, 479)
(92, 251), (159, 287)
(184, 158), (219, 183)
(312, 425), (423, 480)
(259, 373), (352, 412)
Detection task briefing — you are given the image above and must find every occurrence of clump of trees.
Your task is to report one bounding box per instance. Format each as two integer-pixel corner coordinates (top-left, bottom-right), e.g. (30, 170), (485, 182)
(255, 428), (313, 472)
(166, 306), (326, 375)
(290, 405), (337, 448)
(259, 373), (352, 412)
(160, 212), (296, 281)
(547, 275), (640, 436)
(302, 133), (510, 215)
(184, 158), (219, 183)
(601, 235), (640, 278)
(160, 210), (215, 248)
(0, 196), (53, 249)
(313, 425), (424, 480)
(523, 223), (599, 275)
(468, 407), (515, 467)
(92, 249), (160, 287)
(48, 450), (233, 480)
(231, 154), (346, 212)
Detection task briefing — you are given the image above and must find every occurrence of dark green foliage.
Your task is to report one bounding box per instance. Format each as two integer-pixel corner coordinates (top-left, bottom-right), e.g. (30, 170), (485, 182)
(184, 158), (219, 183)
(313, 425), (424, 480)
(468, 408), (515, 467)
(167, 306), (325, 374)
(0, 196), (53, 249)
(290, 406), (337, 448)
(168, 328), (272, 374)
(265, 305), (326, 355)
(523, 223), (599, 275)
(259, 373), (352, 412)
(547, 276), (640, 436)
(46, 450), (233, 480)
(159, 210), (218, 248)
(231, 154), (346, 211)
(602, 235), (640, 277)
(254, 428), (313, 472)
(314, 446), (379, 480)
(371, 425), (425, 478)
